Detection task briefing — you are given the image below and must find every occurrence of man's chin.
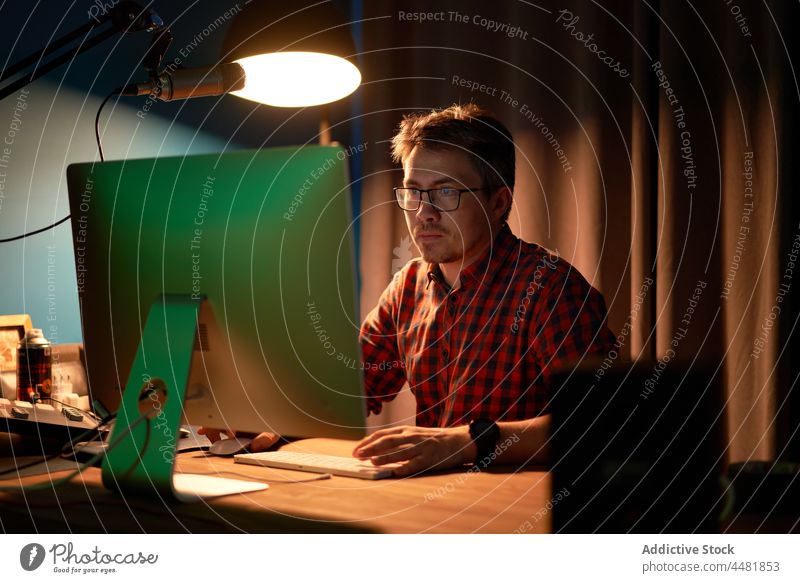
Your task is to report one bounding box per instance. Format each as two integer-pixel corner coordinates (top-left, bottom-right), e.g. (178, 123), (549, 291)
(419, 249), (460, 264)
(415, 235), (460, 264)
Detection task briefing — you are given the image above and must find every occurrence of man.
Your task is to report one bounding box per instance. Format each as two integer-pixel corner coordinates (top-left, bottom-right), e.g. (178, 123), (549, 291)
(204, 104), (615, 474)
(350, 103), (616, 475)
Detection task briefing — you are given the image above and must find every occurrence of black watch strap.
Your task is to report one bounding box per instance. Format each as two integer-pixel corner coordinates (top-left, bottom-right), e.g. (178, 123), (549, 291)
(469, 418), (500, 468)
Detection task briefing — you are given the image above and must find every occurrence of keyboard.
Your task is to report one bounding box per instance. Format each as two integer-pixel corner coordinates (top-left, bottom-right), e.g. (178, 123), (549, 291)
(234, 450), (399, 480)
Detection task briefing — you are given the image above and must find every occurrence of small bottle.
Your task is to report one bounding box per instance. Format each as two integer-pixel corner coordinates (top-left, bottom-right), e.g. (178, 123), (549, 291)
(17, 329), (52, 403)
(51, 374), (65, 408)
(62, 374), (74, 395)
(58, 375), (74, 409)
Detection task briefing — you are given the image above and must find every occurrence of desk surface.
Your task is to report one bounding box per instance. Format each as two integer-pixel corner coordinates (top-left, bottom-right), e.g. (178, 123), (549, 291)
(0, 436), (551, 533)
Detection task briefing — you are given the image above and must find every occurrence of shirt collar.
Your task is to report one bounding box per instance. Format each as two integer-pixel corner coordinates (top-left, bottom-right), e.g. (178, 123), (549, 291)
(425, 223), (518, 291)
(425, 263), (446, 291)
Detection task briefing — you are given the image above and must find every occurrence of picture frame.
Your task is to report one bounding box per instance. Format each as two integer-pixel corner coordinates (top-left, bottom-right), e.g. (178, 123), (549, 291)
(0, 314), (32, 373)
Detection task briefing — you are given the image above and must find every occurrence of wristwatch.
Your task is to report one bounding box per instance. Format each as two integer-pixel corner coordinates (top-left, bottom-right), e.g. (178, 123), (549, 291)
(469, 418), (501, 468)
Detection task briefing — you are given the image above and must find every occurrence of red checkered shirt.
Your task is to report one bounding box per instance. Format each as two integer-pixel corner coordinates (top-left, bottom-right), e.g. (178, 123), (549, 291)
(360, 224), (616, 427)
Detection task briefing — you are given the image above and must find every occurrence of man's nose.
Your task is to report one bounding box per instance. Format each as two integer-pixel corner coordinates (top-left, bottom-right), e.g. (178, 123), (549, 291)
(414, 198), (441, 222)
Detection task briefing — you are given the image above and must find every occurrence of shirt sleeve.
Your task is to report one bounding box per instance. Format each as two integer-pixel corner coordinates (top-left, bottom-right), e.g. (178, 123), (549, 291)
(530, 266), (617, 395)
(359, 272), (408, 415)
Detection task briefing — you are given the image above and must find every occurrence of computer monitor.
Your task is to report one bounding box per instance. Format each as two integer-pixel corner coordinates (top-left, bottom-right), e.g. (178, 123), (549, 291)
(66, 146), (366, 499)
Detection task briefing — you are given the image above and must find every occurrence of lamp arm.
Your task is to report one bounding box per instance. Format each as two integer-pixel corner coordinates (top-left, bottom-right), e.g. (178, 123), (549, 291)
(0, 1), (164, 102)
(0, 27), (119, 101)
(0, 20), (99, 84)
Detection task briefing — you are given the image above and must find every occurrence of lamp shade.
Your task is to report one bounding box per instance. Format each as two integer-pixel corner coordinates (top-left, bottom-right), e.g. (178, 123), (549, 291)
(222, 1), (361, 107)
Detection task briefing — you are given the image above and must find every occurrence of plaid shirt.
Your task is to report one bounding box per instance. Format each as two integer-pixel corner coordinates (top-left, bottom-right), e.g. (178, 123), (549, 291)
(360, 224), (616, 428)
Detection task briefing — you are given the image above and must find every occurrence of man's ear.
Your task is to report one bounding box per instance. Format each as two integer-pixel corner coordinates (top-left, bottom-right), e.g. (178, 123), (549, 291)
(490, 186), (513, 222)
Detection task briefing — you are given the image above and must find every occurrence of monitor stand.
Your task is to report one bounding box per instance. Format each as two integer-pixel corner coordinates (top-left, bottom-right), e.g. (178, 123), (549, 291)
(101, 295), (267, 502)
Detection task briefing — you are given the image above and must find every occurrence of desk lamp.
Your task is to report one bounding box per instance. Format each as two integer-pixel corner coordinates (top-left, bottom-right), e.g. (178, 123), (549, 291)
(122, 1), (360, 144)
(1, 1), (361, 138)
(221, 0), (361, 144)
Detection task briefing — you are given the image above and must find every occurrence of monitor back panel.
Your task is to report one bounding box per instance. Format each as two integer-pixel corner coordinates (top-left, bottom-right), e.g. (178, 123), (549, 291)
(66, 147), (365, 439)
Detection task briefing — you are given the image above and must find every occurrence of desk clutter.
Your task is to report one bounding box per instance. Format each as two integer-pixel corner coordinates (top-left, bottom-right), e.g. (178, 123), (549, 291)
(0, 314), (94, 443)
(0, 314), (89, 408)
(0, 398), (97, 440)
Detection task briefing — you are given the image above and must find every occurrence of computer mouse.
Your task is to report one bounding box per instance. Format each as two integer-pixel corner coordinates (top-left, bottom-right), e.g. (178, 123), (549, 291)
(208, 437), (253, 457)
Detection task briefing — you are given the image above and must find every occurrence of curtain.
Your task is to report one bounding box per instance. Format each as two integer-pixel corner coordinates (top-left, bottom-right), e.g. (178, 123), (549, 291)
(351, 0), (798, 463)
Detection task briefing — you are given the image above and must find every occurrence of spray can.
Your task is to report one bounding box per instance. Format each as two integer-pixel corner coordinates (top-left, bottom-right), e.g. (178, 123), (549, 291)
(17, 328), (52, 402)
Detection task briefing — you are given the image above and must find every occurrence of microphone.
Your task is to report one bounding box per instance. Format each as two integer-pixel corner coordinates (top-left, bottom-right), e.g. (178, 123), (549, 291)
(120, 63), (246, 101)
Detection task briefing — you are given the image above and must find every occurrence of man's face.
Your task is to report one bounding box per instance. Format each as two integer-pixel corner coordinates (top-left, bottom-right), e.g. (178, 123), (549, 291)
(402, 146), (498, 267)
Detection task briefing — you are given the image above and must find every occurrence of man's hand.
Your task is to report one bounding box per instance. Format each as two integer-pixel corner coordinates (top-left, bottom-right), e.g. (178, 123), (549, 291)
(352, 425), (476, 477)
(198, 427), (279, 452)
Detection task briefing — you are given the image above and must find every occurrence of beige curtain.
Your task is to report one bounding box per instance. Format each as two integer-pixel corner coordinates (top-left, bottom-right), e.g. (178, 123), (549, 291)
(352, 0), (798, 462)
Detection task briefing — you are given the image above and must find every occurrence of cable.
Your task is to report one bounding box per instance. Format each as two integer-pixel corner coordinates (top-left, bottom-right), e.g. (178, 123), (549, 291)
(0, 413), (111, 478)
(0, 89), (119, 245)
(190, 469), (333, 483)
(0, 214), (71, 243)
(95, 89), (119, 162)
(0, 411), (150, 492)
(0, 388), (157, 478)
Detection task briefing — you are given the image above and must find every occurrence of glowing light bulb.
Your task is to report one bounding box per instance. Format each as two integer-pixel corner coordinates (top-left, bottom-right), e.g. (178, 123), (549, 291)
(231, 52), (361, 107)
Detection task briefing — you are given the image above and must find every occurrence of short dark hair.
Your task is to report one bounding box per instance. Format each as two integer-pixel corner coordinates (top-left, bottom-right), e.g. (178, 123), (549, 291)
(391, 103), (515, 222)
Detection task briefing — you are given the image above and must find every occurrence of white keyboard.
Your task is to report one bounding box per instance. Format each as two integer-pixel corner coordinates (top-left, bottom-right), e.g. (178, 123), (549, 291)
(234, 450), (399, 480)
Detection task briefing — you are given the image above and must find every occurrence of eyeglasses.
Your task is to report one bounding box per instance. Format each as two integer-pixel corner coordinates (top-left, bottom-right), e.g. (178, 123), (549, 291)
(393, 187), (490, 212)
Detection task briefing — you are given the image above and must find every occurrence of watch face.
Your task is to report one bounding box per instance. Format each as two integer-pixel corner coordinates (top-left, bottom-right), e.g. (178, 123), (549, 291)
(471, 419), (500, 447)
(471, 419), (500, 468)
(471, 419), (498, 438)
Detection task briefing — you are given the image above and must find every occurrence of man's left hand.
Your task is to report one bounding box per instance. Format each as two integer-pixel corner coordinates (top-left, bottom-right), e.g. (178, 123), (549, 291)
(352, 425), (476, 476)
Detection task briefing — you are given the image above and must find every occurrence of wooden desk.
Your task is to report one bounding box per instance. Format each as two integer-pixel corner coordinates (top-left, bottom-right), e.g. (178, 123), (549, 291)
(0, 437), (551, 533)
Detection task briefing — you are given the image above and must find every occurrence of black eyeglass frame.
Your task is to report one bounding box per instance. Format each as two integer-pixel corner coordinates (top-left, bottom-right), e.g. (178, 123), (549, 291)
(393, 186), (491, 212)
